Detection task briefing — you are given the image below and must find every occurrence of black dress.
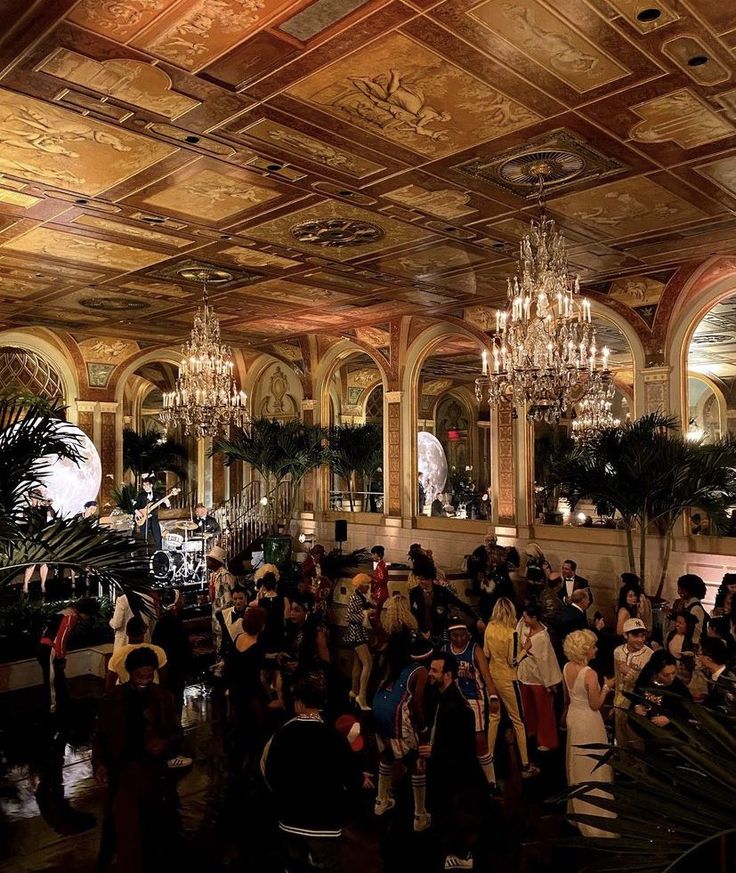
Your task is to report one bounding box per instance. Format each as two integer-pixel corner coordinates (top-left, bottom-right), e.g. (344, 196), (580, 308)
(225, 640), (268, 740)
(258, 593), (287, 655)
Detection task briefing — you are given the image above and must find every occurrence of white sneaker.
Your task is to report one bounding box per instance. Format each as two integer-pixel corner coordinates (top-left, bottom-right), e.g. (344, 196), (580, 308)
(413, 811), (432, 832)
(444, 854), (473, 869)
(167, 755), (192, 769)
(374, 796), (396, 816)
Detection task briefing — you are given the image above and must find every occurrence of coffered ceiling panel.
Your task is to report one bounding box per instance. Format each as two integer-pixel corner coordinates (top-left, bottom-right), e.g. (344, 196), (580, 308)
(0, 0), (733, 347)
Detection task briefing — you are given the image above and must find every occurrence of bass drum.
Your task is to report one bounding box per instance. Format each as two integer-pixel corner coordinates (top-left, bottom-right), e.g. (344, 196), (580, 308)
(150, 550), (184, 580)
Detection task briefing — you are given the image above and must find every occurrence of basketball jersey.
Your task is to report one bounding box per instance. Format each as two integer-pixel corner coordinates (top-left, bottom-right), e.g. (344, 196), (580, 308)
(447, 640), (483, 702)
(373, 663), (419, 740)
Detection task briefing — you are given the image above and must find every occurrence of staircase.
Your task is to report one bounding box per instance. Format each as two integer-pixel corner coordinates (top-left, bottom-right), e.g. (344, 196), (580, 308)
(212, 480), (293, 561)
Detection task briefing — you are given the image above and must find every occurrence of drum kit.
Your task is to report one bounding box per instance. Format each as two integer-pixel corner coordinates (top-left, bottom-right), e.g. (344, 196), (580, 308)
(150, 521), (214, 585)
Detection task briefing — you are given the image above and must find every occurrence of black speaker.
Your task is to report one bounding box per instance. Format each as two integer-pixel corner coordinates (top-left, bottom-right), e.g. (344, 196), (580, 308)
(335, 519), (348, 542)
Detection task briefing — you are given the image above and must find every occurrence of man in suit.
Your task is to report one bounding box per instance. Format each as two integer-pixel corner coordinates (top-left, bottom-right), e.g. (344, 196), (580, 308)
(699, 637), (736, 712)
(194, 503), (220, 534)
(409, 554), (483, 646)
(134, 477), (168, 552)
(555, 559), (592, 605)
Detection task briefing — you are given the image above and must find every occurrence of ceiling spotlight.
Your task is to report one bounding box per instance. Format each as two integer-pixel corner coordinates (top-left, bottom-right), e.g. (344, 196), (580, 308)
(687, 55), (709, 66)
(266, 163), (283, 172)
(636, 7), (661, 22)
(185, 134), (200, 143)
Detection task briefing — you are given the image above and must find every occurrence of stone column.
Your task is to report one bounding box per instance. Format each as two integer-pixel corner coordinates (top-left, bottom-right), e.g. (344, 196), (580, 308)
(99, 402), (118, 510)
(301, 400), (316, 512)
(643, 366), (671, 415)
(386, 390), (402, 517)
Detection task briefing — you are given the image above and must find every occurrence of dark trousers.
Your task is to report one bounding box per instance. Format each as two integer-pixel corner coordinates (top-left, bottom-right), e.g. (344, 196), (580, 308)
(283, 832), (342, 873)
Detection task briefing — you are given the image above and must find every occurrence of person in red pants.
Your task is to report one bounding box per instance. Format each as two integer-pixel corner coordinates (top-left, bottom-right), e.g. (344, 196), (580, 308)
(516, 601), (562, 752)
(370, 545), (390, 647)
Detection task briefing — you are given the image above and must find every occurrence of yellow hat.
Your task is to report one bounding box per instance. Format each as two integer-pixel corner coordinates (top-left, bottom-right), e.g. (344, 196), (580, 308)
(352, 573), (372, 589)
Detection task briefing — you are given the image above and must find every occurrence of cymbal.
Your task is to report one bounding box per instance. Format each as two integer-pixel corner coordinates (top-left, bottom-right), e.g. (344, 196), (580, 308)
(191, 532), (215, 539)
(177, 521), (199, 531)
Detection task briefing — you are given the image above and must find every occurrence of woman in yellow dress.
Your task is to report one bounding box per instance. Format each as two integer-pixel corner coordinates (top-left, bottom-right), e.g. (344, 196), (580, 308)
(483, 597), (540, 778)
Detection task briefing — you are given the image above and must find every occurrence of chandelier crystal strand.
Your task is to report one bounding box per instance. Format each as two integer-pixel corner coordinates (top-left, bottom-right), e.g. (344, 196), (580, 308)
(572, 386), (620, 442)
(161, 271), (249, 439)
(475, 169), (612, 423)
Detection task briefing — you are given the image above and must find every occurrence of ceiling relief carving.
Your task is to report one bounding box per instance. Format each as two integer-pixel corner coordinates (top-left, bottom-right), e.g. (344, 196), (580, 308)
(629, 90), (735, 149)
(246, 199), (429, 261)
(72, 214), (191, 248)
(219, 245), (301, 270)
(384, 243), (486, 279)
(0, 88), (175, 196)
(134, 165), (285, 223)
(37, 49), (200, 119)
(287, 32), (539, 158)
(382, 185), (475, 220)
(290, 217), (384, 248)
(550, 177), (707, 238)
(468, 0), (629, 92)
(127, 0), (270, 70)
(241, 118), (384, 178)
(0, 227), (167, 271)
(68, 0), (177, 41)
(78, 337), (139, 362)
(695, 156), (736, 199)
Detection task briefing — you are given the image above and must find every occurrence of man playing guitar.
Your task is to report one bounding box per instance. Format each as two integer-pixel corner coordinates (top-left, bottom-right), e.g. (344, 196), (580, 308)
(134, 476), (176, 552)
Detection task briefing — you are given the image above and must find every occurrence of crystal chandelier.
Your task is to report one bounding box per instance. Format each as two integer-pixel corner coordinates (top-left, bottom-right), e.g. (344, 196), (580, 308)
(161, 268), (249, 439)
(475, 166), (611, 423)
(572, 386), (620, 442)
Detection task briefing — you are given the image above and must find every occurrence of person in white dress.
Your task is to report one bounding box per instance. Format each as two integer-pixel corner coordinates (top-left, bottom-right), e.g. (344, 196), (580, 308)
(109, 592), (152, 653)
(562, 629), (616, 839)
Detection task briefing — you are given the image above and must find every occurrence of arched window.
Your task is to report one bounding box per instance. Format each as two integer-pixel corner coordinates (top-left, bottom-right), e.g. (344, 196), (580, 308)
(0, 347), (64, 402)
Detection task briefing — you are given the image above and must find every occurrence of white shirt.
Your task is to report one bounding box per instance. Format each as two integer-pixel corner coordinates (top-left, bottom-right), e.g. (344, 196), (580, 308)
(516, 621), (562, 688)
(613, 642), (653, 708)
(564, 577), (575, 599)
(109, 594), (151, 653)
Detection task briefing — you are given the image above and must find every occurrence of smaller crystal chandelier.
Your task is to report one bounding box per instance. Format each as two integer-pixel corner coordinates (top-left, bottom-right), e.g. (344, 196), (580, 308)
(161, 268), (249, 439)
(475, 164), (612, 423)
(572, 386), (620, 442)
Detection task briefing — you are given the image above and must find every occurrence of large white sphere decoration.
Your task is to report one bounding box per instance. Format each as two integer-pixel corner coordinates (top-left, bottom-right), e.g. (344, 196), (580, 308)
(36, 422), (102, 518)
(417, 431), (448, 494)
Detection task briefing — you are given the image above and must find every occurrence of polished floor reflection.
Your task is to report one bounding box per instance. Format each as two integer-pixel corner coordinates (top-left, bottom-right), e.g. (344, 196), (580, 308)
(0, 677), (587, 873)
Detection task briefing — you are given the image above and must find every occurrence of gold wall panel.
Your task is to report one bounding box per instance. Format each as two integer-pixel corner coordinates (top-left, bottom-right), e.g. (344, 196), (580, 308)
(139, 167), (282, 222)
(355, 326), (390, 347)
(0, 88), (175, 196)
(630, 90), (734, 149)
(469, 0), (628, 92)
(78, 337), (139, 362)
(550, 176), (707, 237)
(1, 227), (168, 270)
(609, 276), (665, 307)
(73, 214), (191, 247)
(288, 32), (539, 158)
(242, 118), (384, 178)
(38, 49), (200, 119)
(246, 199), (430, 261)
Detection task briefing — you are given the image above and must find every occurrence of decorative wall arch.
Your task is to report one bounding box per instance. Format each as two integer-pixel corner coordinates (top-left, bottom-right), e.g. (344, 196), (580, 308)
(588, 301), (645, 418)
(665, 266), (736, 428)
(314, 340), (390, 427)
(0, 328), (80, 418)
(688, 372), (728, 439)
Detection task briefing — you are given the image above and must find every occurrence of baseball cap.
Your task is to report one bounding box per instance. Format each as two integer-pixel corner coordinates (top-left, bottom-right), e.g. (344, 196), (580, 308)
(623, 618), (647, 635)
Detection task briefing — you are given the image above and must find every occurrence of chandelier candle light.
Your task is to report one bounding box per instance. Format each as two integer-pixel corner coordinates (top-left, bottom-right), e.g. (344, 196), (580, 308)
(476, 165), (611, 423)
(161, 268), (249, 439)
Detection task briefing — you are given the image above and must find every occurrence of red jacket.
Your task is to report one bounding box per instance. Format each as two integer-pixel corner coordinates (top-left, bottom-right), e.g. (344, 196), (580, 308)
(371, 560), (389, 610)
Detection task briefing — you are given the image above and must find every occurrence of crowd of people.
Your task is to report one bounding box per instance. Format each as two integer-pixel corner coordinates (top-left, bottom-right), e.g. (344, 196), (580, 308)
(35, 536), (736, 872)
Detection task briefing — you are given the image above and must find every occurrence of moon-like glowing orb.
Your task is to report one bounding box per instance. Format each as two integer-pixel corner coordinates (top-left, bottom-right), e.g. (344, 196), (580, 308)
(417, 431), (448, 495)
(36, 422), (102, 518)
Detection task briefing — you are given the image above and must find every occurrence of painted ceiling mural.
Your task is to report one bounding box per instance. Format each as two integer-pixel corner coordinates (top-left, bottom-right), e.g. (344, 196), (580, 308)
(0, 0), (734, 354)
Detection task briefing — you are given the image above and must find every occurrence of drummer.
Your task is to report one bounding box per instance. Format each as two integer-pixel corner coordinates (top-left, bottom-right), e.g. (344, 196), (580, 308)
(194, 503), (220, 535)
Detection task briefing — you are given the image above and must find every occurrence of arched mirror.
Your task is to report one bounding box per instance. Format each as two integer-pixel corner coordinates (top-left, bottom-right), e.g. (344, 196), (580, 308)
(416, 335), (490, 521)
(326, 352), (384, 513)
(533, 317), (633, 526)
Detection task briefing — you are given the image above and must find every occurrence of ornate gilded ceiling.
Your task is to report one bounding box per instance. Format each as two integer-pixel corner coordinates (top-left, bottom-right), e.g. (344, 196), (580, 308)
(1, 0), (736, 355)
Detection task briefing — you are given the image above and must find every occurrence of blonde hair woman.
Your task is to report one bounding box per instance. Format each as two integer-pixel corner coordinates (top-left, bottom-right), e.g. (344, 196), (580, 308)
(483, 597), (539, 778)
(562, 629), (616, 838)
(380, 592), (418, 635)
(344, 573), (374, 710)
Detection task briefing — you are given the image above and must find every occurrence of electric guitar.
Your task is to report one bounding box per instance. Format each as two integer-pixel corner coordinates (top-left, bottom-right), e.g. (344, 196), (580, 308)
(134, 487), (180, 526)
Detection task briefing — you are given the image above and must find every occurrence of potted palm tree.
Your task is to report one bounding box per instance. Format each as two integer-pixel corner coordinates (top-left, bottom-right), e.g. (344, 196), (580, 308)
(212, 418), (329, 565)
(535, 426), (574, 525)
(328, 423), (382, 512)
(122, 426), (187, 488)
(552, 413), (736, 594)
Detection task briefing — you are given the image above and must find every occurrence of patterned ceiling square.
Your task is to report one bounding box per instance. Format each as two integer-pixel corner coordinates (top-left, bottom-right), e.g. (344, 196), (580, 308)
(144, 258), (263, 287)
(287, 31), (539, 158)
(549, 176), (708, 238)
(695, 156), (736, 199)
(218, 244), (302, 270)
(0, 87), (175, 196)
(279, 0), (371, 41)
(380, 243), (486, 279)
(130, 161), (288, 224)
(245, 199), (430, 261)
(467, 0), (629, 92)
(233, 278), (353, 307)
(455, 128), (625, 197)
(1, 227), (168, 271)
(72, 215), (192, 248)
(240, 118), (384, 179)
